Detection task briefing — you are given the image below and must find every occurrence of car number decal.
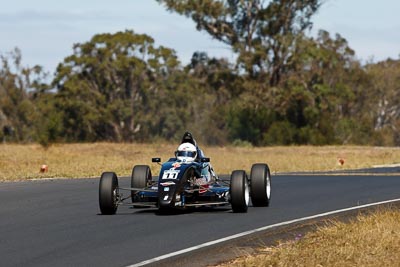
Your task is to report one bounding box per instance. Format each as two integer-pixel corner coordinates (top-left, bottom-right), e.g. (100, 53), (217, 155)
(162, 169), (180, 179)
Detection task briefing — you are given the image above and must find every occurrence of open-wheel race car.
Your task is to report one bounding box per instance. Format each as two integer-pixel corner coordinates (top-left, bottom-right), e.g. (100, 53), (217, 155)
(98, 155), (272, 214)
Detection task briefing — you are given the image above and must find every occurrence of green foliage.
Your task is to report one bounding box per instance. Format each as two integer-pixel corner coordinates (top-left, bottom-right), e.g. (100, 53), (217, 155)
(227, 104), (276, 145)
(52, 30), (186, 142)
(263, 121), (296, 145)
(363, 59), (400, 146)
(0, 48), (50, 143)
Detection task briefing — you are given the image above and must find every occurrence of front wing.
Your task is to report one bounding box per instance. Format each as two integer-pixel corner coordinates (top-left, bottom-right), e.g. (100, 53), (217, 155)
(117, 183), (231, 208)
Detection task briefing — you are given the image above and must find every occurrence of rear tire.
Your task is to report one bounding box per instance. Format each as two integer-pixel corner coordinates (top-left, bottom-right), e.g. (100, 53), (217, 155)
(99, 172), (118, 215)
(131, 165), (152, 203)
(250, 163), (271, 207)
(230, 170), (249, 213)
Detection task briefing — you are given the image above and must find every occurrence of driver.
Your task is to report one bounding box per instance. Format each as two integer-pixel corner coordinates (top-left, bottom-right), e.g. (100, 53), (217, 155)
(175, 142), (198, 163)
(180, 131), (205, 160)
(175, 131), (217, 183)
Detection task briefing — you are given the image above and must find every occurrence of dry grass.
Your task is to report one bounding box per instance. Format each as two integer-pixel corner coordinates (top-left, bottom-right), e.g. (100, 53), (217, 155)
(1, 143), (400, 181)
(217, 208), (400, 267)
(0, 143), (172, 181)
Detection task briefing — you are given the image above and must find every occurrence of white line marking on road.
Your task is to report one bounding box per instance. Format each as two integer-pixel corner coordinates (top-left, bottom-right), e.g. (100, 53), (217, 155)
(126, 198), (400, 267)
(372, 163), (400, 168)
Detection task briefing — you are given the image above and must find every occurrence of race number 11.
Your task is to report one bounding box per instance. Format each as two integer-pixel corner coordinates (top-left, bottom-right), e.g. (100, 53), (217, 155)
(162, 170), (179, 179)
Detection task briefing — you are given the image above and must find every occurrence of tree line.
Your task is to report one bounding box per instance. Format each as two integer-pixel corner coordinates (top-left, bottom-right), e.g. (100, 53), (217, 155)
(1, 0), (400, 146)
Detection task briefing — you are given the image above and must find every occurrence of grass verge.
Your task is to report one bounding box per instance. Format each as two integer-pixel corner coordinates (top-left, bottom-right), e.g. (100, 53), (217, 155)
(216, 207), (400, 267)
(1, 143), (400, 181)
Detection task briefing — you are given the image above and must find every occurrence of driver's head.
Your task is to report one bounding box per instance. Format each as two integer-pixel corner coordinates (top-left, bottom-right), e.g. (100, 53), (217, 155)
(175, 142), (197, 162)
(181, 131), (196, 146)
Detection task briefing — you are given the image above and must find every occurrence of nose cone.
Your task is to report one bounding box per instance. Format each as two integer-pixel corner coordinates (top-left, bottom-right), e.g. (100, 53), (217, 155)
(158, 185), (176, 207)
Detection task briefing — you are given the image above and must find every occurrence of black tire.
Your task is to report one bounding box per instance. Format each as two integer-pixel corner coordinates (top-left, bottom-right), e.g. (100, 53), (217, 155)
(230, 170), (249, 213)
(131, 165), (152, 203)
(99, 172), (119, 215)
(250, 163), (271, 207)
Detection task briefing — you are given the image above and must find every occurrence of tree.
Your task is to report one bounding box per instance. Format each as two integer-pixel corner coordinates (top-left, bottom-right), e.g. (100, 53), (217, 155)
(156, 0), (331, 145)
(364, 59), (400, 145)
(52, 30), (182, 142)
(275, 30), (368, 144)
(0, 48), (49, 143)
(184, 51), (240, 145)
(157, 0), (321, 86)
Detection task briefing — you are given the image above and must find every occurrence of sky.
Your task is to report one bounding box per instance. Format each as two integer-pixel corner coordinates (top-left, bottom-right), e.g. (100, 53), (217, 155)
(1, 0), (400, 74)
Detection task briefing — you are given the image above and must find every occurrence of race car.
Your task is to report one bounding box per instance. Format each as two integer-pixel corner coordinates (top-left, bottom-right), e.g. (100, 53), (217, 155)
(98, 157), (271, 214)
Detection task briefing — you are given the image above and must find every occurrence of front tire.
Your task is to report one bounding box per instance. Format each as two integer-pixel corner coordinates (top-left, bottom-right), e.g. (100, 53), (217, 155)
(99, 172), (119, 215)
(250, 163), (271, 207)
(131, 165), (152, 203)
(230, 170), (249, 213)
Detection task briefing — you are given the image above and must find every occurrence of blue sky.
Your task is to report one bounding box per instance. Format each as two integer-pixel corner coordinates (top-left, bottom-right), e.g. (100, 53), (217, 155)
(1, 0), (399, 74)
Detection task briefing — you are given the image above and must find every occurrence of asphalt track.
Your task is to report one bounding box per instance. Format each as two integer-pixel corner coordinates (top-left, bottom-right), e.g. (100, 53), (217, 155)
(1, 169), (400, 267)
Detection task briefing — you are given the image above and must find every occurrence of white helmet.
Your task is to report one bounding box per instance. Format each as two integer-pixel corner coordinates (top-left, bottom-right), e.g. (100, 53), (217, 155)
(175, 142), (197, 162)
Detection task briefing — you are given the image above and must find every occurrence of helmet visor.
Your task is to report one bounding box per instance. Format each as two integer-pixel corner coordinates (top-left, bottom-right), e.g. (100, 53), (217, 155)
(176, 151), (197, 158)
